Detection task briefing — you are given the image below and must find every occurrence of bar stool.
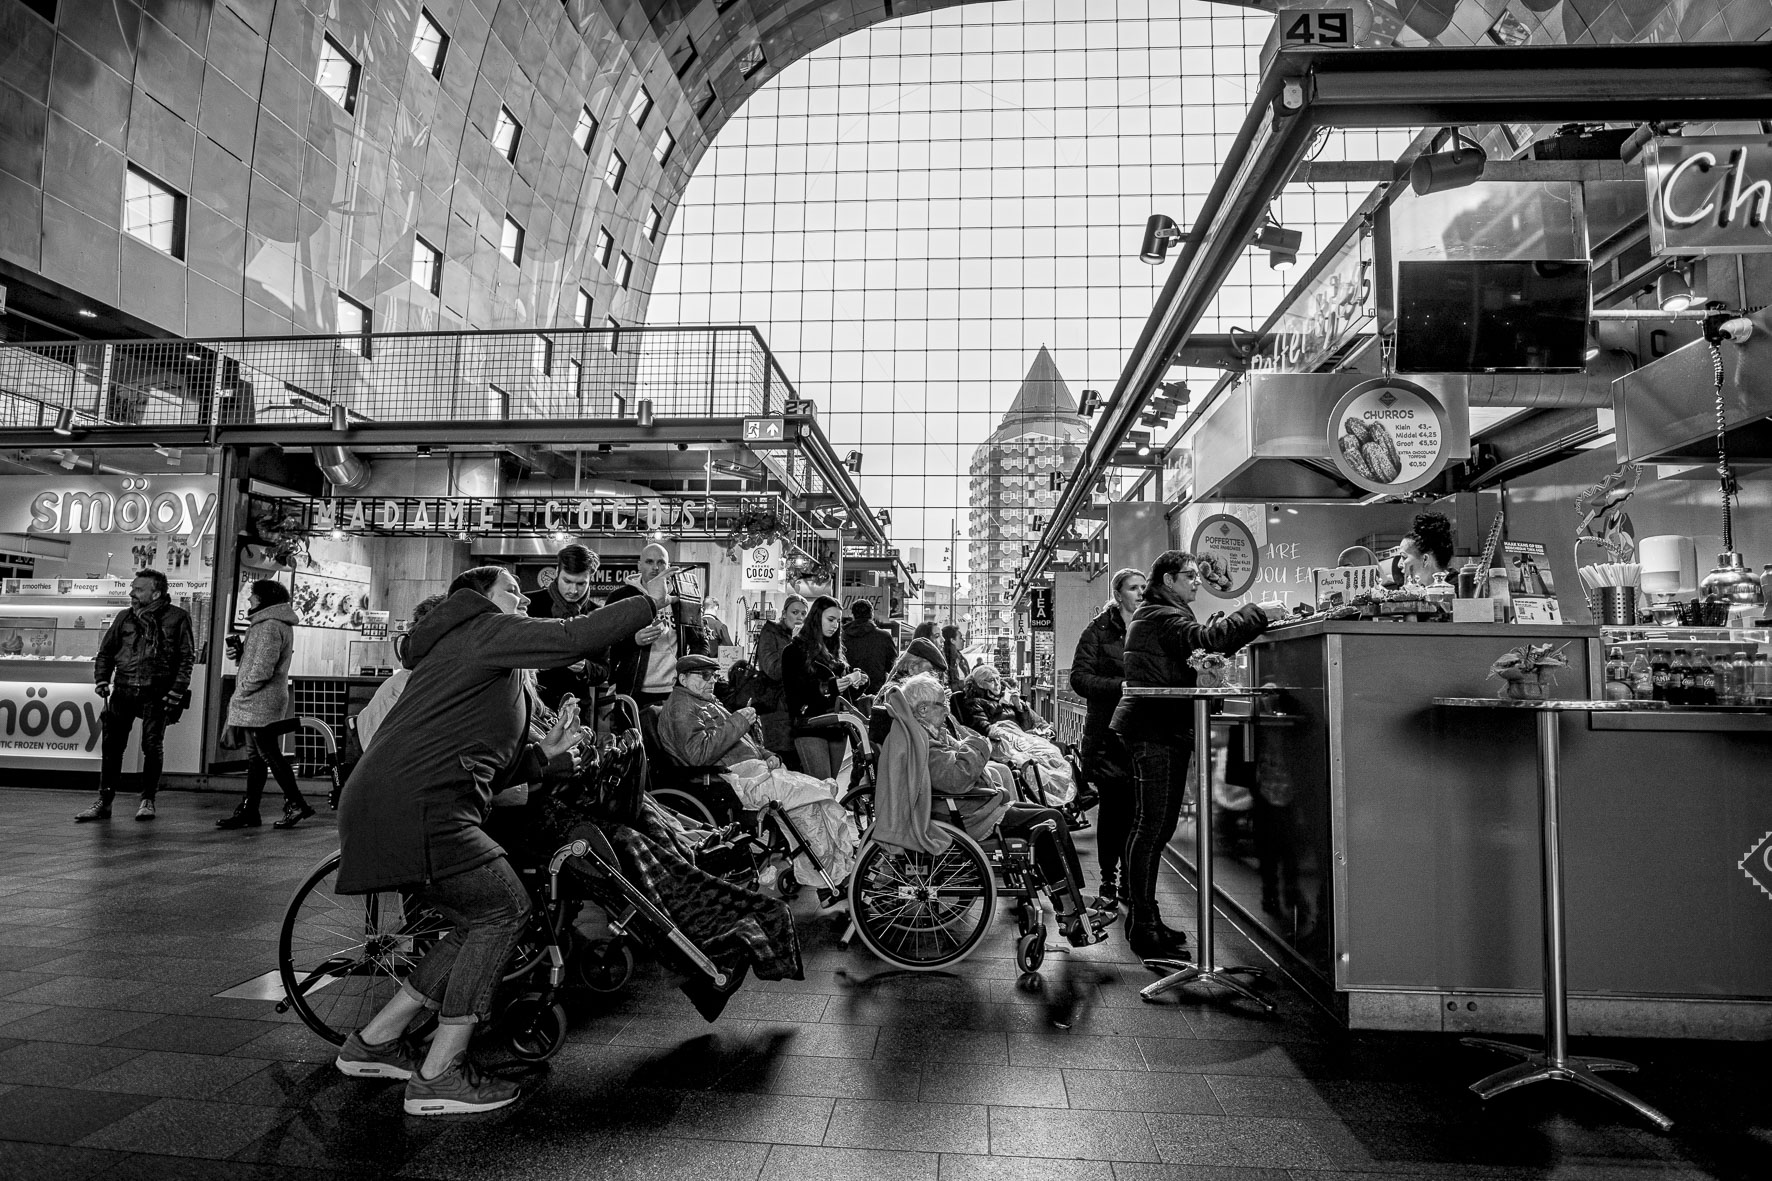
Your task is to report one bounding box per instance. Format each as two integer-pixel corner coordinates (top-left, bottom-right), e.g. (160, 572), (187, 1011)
(1122, 686), (1272, 1011)
(1432, 697), (1672, 1132)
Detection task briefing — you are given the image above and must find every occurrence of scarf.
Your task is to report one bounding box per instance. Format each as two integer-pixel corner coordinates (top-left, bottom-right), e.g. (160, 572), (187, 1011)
(872, 683), (951, 856)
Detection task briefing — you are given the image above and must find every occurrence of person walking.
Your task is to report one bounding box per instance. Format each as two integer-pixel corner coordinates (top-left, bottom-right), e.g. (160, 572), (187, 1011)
(603, 541), (709, 707)
(524, 542), (607, 709)
(841, 598), (896, 695)
(1110, 550), (1281, 960)
(333, 564), (662, 1115)
(1070, 567), (1145, 913)
(75, 568), (194, 822)
(216, 580), (312, 829)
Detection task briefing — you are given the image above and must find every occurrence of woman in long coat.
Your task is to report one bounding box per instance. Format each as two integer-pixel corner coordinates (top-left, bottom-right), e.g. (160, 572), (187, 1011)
(217, 579), (309, 829)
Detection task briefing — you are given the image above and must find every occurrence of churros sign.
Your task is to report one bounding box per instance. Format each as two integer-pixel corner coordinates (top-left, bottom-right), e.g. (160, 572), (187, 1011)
(1327, 379), (1449, 495)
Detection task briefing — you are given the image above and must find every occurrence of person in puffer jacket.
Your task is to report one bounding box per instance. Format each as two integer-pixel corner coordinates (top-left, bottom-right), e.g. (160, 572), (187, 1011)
(1068, 567), (1145, 912)
(216, 579), (311, 830)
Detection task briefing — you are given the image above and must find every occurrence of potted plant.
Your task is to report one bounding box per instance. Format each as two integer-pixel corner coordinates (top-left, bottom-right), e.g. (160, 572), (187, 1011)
(1488, 642), (1571, 700)
(1187, 649), (1238, 689)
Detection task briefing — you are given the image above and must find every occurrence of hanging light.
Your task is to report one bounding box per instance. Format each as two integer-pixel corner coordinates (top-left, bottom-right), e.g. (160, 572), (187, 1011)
(1409, 128), (1488, 196)
(52, 405), (75, 435)
(636, 398), (655, 426)
(329, 403), (349, 431)
(1657, 267), (1697, 312)
(843, 450), (863, 473)
(1254, 216), (1301, 270)
(1139, 214), (1186, 265)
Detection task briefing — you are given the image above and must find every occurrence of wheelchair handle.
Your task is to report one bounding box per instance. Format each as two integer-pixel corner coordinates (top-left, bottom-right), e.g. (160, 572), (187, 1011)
(550, 839), (591, 875)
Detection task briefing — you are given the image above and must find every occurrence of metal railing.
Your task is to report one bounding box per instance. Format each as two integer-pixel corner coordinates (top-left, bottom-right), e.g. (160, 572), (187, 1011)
(0, 325), (793, 431)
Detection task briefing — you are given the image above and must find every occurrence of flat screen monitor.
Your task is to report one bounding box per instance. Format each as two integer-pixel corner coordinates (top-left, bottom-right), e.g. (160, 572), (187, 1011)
(1394, 260), (1590, 374)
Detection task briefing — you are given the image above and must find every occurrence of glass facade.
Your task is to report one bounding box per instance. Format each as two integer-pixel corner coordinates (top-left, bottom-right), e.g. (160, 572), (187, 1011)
(651, 0), (1409, 633)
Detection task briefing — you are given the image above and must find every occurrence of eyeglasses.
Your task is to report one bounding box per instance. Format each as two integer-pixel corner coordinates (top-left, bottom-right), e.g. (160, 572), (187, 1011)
(1177, 569), (1200, 581)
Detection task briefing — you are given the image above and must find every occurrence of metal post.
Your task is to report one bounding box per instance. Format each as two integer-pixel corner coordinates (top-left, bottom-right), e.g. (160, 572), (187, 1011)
(1537, 709), (1568, 1066)
(1193, 697), (1214, 968)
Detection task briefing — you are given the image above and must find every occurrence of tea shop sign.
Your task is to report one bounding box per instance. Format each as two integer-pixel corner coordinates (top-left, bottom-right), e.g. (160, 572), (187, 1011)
(1646, 136), (1772, 256)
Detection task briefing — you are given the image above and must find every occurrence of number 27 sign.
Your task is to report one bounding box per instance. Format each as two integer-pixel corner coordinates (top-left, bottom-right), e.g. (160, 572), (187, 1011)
(1281, 10), (1353, 47)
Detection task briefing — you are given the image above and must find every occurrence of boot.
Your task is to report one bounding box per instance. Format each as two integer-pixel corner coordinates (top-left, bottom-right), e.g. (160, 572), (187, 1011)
(273, 800), (316, 829)
(216, 800), (261, 829)
(1126, 905), (1189, 960)
(74, 795), (112, 822)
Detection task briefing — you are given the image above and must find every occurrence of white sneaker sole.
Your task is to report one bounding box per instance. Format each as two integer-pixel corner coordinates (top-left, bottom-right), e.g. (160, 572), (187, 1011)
(403, 1091), (519, 1116)
(335, 1056), (414, 1079)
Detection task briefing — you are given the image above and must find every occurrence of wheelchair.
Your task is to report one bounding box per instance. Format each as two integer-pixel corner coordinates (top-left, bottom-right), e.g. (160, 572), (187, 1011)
(842, 715), (1110, 976)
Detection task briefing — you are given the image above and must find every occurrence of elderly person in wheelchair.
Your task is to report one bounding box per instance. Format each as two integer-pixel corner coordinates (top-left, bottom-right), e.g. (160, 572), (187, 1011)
(657, 654), (859, 911)
(897, 673), (1109, 949)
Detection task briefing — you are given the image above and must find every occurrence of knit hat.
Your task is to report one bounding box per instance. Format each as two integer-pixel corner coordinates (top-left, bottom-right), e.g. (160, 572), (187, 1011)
(905, 636), (947, 671)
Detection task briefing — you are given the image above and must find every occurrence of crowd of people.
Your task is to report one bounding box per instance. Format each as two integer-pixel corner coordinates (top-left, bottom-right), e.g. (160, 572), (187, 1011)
(69, 538), (1289, 1117)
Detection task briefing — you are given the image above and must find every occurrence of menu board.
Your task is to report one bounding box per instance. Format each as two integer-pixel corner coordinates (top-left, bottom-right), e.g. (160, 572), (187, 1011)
(1327, 379), (1451, 495)
(1189, 514), (1260, 598)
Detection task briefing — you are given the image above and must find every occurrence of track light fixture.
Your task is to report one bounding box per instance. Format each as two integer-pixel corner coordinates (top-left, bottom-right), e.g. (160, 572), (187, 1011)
(1409, 128), (1488, 196)
(876, 509), (892, 527)
(1139, 214), (1188, 265)
(636, 398), (655, 426)
(843, 450), (863, 473)
(1657, 266), (1698, 313)
(1078, 389), (1102, 417)
(52, 405), (75, 436)
(1254, 215), (1302, 270)
(1047, 471), (1065, 492)
(329, 403), (349, 432)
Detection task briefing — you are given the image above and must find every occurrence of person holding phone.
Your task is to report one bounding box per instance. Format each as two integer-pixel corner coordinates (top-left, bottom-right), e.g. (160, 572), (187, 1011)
(784, 594), (869, 779)
(602, 542), (709, 707)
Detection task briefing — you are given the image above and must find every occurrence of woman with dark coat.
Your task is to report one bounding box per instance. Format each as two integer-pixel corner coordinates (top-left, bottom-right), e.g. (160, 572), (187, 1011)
(747, 594), (806, 758)
(333, 565), (661, 1115)
(940, 623), (971, 693)
(1068, 566), (1145, 910)
(1110, 550), (1281, 959)
(784, 594), (868, 778)
(217, 579), (309, 830)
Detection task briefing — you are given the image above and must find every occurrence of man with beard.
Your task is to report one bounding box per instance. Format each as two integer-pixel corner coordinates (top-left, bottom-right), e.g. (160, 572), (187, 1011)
(524, 543), (607, 708)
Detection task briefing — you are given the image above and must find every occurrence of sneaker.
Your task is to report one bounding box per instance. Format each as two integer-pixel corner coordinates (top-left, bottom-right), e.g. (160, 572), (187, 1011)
(335, 1030), (421, 1079)
(1089, 885), (1120, 915)
(403, 1053), (520, 1116)
(135, 799), (156, 821)
(272, 801), (316, 829)
(74, 799), (112, 822)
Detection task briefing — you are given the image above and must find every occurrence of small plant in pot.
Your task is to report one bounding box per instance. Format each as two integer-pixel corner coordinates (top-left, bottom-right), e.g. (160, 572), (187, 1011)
(1488, 642), (1571, 700)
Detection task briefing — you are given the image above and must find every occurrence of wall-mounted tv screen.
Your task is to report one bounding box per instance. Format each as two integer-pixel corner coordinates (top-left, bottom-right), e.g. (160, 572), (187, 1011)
(1395, 260), (1590, 374)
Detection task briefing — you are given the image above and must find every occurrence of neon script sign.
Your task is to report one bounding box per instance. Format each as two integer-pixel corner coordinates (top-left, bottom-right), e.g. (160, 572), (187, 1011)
(17, 477), (219, 545)
(1646, 136), (1772, 256)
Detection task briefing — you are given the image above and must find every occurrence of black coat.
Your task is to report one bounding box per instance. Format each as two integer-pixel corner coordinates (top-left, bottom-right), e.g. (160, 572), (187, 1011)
(784, 634), (851, 732)
(335, 588), (653, 893)
(954, 681), (1039, 735)
(1110, 599), (1268, 744)
(94, 599), (195, 692)
(602, 583), (710, 699)
(1069, 605), (1128, 740)
(841, 618), (897, 694)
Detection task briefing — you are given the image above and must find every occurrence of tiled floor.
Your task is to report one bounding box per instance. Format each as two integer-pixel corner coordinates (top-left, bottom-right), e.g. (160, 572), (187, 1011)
(0, 786), (1766, 1180)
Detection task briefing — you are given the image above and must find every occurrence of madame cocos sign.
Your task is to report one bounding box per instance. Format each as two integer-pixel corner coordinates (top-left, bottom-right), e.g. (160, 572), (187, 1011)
(1, 476), (218, 545)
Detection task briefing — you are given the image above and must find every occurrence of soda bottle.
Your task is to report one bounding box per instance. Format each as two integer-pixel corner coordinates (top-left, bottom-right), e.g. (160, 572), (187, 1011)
(1627, 648), (1652, 700)
(1714, 651), (1736, 705)
(1669, 648), (1690, 705)
(1733, 652), (1751, 705)
(1603, 646), (1630, 700)
(1753, 653), (1771, 703)
(1690, 649), (1715, 705)
(1650, 648), (1670, 701)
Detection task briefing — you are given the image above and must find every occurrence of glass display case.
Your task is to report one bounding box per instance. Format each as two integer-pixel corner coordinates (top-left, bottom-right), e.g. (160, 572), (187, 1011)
(1599, 625), (1772, 709)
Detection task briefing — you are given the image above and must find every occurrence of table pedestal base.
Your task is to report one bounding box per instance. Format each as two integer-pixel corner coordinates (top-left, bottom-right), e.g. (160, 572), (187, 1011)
(1139, 958), (1274, 1009)
(1461, 1037), (1672, 1131)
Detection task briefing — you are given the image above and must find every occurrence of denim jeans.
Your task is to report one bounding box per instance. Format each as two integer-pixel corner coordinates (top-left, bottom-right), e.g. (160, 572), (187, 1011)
(99, 685), (168, 801)
(1126, 739), (1194, 920)
(402, 857), (531, 1024)
(1082, 727), (1133, 891)
(242, 725), (305, 812)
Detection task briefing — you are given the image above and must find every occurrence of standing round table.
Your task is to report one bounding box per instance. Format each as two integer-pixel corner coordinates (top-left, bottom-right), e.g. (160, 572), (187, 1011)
(1432, 697), (1672, 1132)
(1122, 686), (1272, 1010)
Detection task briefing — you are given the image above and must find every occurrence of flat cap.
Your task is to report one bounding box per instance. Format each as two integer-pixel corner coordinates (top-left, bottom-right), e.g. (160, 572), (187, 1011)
(675, 654), (721, 674)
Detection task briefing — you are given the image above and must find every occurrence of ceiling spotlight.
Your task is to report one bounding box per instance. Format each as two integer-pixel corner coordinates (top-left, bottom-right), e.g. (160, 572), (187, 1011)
(1254, 217), (1302, 270)
(329, 403), (349, 431)
(551, 529), (571, 542)
(1657, 267), (1698, 312)
(1139, 214), (1187, 265)
(52, 405), (75, 436)
(876, 509), (892, 527)
(636, 398), (655, 426)
(77, 309), (97, 319)
(329, 527), (346, 541)
(843, 450), (863, 474)
(1078, 389), (1102, 417)
(1409, 128), (1488, 196)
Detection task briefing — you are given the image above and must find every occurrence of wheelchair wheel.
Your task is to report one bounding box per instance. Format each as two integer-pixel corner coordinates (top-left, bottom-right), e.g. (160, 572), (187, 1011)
(777, 868), (801, 899)
(848, 821), (996, 971)
(572, 939), (635, 994)
(502, 992), (568, 1062)
(1016, 930), (1046, 974)
(651, 787), (717, 828)
(277, 852), (453, 1046)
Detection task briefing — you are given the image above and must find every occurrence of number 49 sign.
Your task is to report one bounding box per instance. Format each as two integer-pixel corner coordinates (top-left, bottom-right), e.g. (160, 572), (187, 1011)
(1279, 6), (1368, 49)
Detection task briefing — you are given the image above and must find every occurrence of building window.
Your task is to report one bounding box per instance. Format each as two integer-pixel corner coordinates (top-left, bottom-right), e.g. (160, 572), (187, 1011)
(642, 205), (661, 242)
(672, 36), (697, 77)
(532, 333), (553, 375)
(614, 252), (632, 289)
(569, 357), (582, 397)
(122, 166), (185, 259)
(572, 106), (597, 154)
(412, 235), (441, 295)
(628, 86), (653, 128)
(653, 128), (675, 167)
(412, 10), (448, 79)
(595, 227), (613, 268)
(501, 216), (524, 265)
(603, 150), (626, 192)
(337, 294), (371, 356)
(492, 106), (521, 162)
(604, 316), (620, 352)
(738, 44), (765, 78)
(574, 287), (592, 326)
(694, 84), (716, 118)
(316, 35), (360, 113)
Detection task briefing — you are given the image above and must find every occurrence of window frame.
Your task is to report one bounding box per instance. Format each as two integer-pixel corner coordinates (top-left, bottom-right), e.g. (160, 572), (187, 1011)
(574, 287), (593, 327)
(603, 150), (626, 192)
(628, 86), (653, 128)
(500, 216), (525, 266)
(411, 234), (442, 295)
(653, 127), (676, 167)
(122, 165), (186, 260)
(642, 205), (661, 242)
(614, 252), (633, 289)
(492, 105), (522, 162)
(316, 34), (361, 114)
(337, 293), (372, 357)
(411, 9), (448, 79)
(594, 227), (614, 268)
(572, 106), (598, 155)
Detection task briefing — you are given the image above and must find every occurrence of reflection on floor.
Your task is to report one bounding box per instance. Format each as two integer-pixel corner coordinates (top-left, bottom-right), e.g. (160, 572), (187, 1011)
(0, 787), (1764, 1180)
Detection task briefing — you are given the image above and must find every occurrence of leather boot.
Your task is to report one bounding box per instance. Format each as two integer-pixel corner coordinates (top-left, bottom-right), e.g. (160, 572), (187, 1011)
(216, 801), (261, 829)
(1126, 906), (1188, 960)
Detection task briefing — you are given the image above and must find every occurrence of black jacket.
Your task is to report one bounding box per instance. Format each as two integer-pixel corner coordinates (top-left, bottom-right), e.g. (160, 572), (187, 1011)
(954, 681), (1039, 735)
(602, 583), (710, 699)
(784, 634), (851, 732)
(335, 588), (653, 893)
(1069, 605), (1129, 737)
(841, 618), (897, 694)
(1110, 599), (1268, 744)
(524, 584), (610, 707)
(95, 599), (195, 692)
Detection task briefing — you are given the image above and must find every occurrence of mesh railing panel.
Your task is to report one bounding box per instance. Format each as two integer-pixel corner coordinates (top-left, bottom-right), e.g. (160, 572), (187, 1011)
(0, 326), (791, 429)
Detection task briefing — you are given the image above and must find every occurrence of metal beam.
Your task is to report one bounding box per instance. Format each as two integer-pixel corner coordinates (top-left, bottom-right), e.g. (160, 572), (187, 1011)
(1016, 42), (1772, 601)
